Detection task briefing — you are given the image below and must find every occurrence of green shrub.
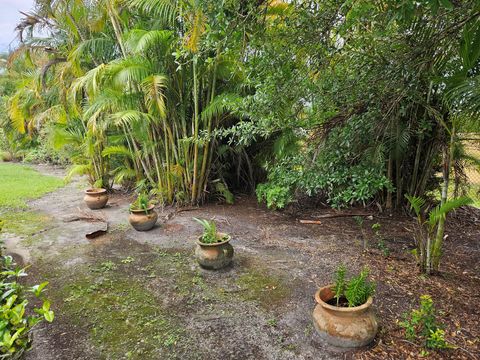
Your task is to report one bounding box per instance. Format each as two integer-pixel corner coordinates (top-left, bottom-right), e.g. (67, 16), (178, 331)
(256, 183), (293, 210)
(0, 224), (54, 358)
(399, 295), (451, 351)
(255, 114), (392, 209)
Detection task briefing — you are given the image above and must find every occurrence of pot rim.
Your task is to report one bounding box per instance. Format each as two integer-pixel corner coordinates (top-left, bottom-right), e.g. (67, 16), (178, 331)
(85, 188), (107, 195)
(129, 204), (156, 213)
(196, 233), (231, 246)
(314, 284), (373, 313)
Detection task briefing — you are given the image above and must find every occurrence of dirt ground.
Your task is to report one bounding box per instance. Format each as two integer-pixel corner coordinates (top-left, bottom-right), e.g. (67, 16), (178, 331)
(1, 164), (479, 360)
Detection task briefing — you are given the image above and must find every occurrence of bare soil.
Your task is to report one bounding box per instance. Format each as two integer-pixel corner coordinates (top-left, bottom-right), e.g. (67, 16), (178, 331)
(2, 165), (479, 360)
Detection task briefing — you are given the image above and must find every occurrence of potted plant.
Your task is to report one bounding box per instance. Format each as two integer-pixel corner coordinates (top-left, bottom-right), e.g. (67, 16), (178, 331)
(64, 160), (110, 210)
(312, 265), (378, 348)
(129, 192), (158, 231)
(193, 218), (233, 270)
(84, 188), (109, 210)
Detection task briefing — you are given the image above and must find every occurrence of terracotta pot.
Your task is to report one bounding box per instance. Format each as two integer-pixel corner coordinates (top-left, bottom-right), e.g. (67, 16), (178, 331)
(128, 204), (158, 231)
(195, 233), (233, 270)
(84, 188), (108, 210)
(312, 285), (378, 348)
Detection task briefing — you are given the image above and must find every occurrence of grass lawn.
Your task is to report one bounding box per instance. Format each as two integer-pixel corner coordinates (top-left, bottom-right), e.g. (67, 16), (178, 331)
(0, 162), (63, 208)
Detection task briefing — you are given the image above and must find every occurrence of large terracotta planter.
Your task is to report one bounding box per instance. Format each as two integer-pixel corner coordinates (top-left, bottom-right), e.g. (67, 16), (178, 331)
(312, 285), (378, 348)
(129, 205), (158, 231)
(195, 233), (233, 270)
(84, 188), (108, 210)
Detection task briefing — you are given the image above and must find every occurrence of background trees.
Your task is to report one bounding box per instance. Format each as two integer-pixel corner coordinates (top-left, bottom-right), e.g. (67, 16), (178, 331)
(1, 0), (479, 211)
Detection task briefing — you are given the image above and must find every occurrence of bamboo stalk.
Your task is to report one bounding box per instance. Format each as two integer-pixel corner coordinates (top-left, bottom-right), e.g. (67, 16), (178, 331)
(191, 57), (200, 204)
(432, 124), (455, 272)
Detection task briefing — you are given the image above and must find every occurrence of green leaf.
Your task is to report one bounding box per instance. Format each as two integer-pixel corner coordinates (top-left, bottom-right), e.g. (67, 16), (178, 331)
(30, 281), (49, 298)
(43, 310), (54, 323)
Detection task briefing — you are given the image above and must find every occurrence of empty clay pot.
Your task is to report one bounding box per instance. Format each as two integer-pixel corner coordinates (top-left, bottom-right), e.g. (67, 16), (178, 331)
(129, 205), (158, 231)
(312, 285), (378, 348)
(195, 233), (233, 270)
(84, 188), (108, 210)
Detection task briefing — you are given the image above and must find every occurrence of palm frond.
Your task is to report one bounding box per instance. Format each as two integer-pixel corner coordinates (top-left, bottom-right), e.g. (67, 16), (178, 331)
(65, 163), (92, 183)
(428, 196), (473, 226)
(200, 93), (242, 123)
(405, 194), (425, 217)
(185, 8), (205, 53)
(125, 0), (177, 25)
(106, 57), (153, 88)
(142, 74), (168, 119)
(7, 93), (26, 134)
(112, 166), (136, 184)
(102, 145), (133, 159)
(126, 29), (173, 54)
(110, 110), (152, 127)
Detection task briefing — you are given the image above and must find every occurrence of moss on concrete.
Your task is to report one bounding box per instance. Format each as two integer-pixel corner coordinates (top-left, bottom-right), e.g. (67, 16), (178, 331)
(236, 269), (290, 308)
(56, 261), (187, 360)
(0, 210), (52, 245)
(34, 238), (293, 359)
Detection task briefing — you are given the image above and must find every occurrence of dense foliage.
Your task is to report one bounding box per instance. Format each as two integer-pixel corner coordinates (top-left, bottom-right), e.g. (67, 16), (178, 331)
(0, 0), (479, 209)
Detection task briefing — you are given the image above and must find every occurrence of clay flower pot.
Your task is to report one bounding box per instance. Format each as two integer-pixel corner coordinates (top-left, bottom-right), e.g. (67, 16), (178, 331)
(312, 285), (378, 348)
(84, 188), (108, 210)
(195, 233), (233, 270)
(129, 204), (158, 231)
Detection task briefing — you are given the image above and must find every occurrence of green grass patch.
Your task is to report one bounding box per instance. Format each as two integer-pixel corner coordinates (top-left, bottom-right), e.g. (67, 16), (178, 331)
(0, 162), (63, 208)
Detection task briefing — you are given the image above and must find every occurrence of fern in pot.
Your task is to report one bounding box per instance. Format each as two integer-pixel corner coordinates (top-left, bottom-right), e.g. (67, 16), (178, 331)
(312, 265), (378, 348)
(193, 218), (233, 270)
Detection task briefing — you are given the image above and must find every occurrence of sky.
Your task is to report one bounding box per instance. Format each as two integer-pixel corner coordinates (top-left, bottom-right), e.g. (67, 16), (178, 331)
(0, 0), (35, 52)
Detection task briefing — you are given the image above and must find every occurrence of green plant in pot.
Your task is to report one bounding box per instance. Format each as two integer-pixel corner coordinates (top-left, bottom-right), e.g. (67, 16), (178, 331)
(65, 164), (109, 210)
(128, 192), (158, 231)
(193, 218), (233, 270)
(312, 265), (378, 348)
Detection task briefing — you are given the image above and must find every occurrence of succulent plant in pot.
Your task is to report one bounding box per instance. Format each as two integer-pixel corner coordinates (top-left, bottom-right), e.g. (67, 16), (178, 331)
(193, 218), (233, 270)
(312, 265), (378, 348)
(129, 192), (158, 231)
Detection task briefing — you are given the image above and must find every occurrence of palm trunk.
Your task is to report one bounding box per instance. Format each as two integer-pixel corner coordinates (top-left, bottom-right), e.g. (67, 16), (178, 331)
(198, 48), (219, 200)
(191, 57), (200, 204)
(386, 155), (393, 210)
(432, 124), (455, 272)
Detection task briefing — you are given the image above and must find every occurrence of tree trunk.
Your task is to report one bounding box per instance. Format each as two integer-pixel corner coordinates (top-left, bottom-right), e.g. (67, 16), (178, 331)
(432, 125), (455, 272)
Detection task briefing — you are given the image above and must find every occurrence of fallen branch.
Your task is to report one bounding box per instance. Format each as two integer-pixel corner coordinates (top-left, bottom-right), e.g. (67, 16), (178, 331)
(164, 206), (199, 221)
(312, 213), (373, 219)
(299, 220), (322, 225)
